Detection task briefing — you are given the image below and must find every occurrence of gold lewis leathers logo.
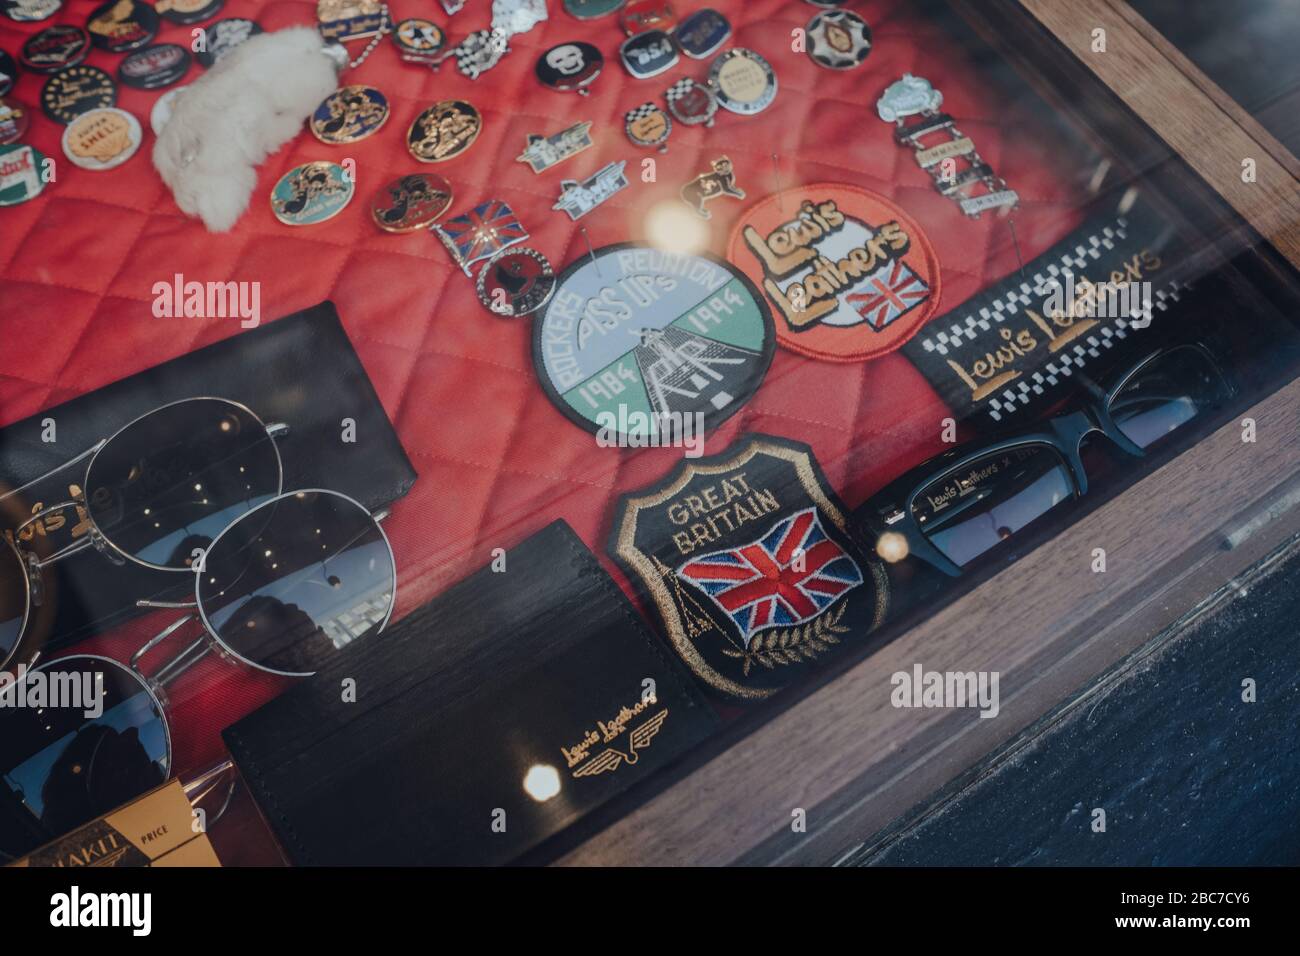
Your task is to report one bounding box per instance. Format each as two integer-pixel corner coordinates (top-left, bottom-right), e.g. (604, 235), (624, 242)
(562, 694), (668, 779)
(947, 250), (1164, 402)
(741, 199), (912, 329)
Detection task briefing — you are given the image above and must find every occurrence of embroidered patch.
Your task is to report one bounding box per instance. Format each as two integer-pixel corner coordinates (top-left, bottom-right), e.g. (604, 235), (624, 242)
(610, 434), (888, 700)
(901, 204), (1186, 427)
(727, 182), (942, 363)
(533, 243), (774, 441)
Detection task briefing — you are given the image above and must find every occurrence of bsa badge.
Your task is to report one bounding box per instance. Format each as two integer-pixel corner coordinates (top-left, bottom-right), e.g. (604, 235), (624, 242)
(681, 156), (744, 219)
(531, 243), (775, 440)
(0, 143), (46, 205)
(727, 183), (942, 364)
(61, 106), (142, 170)
(433, 199), (530, 276)
(3, 0), (61, 23)
(86, 0), (160, 54)
(516, 120), (593, 173)
(0, 98), (29, 145)
(806, 10), (872, 71)
(476, 247), (555, 318)
(609, 434), (888, 700)
(674, 8), (730, 59)
(316, 0), (384, 43)
(563, 0), (625, 19)
(666, 77), (718, 127)
(0, 49), (16, 96)
(310, 85), (389, 144)
(624, 102), (671, 152)
(195, 19), (262, 68)
(149, 85), (186, 135)
(708, 48), (777, 115)
(620, 0), (674, 35)
(536, 42), (603, 95)
(271, 161), (354, 226)
(40, 65), (116, 125)
(117, 44), (192, 91)
(407, 100), (482, 163)
(370, 172), (452, 233)
(155, 0), (225, 27)
(20, 25), (89, 74)
(620, 30), (678, 79)
(391, 18), (445, 63)
(552, 161), (629, 221)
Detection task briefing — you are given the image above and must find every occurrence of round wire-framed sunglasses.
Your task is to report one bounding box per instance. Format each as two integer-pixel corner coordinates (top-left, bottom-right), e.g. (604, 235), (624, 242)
(1, 397), (290, 671)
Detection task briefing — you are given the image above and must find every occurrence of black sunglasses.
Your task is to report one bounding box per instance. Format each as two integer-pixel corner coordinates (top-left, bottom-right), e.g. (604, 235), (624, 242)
(862, 344), (1235, 577)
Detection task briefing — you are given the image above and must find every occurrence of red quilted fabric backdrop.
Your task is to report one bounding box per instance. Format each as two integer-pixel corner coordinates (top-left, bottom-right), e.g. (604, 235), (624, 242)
(1, 0), (1089, 859)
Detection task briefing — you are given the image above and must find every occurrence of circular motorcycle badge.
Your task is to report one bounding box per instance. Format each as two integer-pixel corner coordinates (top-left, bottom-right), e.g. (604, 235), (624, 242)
(370, 171), (452, 233)
(407, 100), (481, 163)
(271, 161), (354, 226)
(391, 18), (444, 62)
(708, 48), (777, 115)
(4, 0), (61, 23)
(0, 98), (29, 145)
(157, 0), (224, 27)
(727, 183), (942, 363)
(666, 77), (718, 127)
(61, 107), (142, 170)
(310, 85), (389, 144)
(41, 65), (116, 124)
(536, 42), (603, 94)
(21, 25), (89, 74)
(0, 143), (47, 205)
(533, 243), (775, 440)
(478, 248), (555, 318)
(195, 18), (262, 68)
(806, 10), (872, 70)
(624, 102), (671, 151)
(86, 0), (160, 53)
(117, 44), (192, 90)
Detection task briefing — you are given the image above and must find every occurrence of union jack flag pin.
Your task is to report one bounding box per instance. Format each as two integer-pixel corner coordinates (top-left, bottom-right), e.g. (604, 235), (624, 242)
(433, 199), (530, 276)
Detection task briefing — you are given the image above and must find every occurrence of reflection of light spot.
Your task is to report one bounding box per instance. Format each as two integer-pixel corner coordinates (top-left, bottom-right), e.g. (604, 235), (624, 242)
(645, 201), (710, 255)
(876, 531), (909, 563)
(194, 484), (202, 492)
(523, 764), (561, 802)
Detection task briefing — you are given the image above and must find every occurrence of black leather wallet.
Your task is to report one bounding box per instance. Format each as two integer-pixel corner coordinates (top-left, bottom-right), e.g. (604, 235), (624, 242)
(224, 520), (719, 866)
(0, 301), (416, 650)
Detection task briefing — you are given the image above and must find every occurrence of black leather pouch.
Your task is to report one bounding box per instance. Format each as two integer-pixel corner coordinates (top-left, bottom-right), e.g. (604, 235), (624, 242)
(223, 520), (719, 866)
(0, 301), (416, 651)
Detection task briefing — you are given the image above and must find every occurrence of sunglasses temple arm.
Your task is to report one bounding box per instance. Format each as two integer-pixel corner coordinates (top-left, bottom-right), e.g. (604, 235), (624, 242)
(132, 613), (212, 689)
(183, 758), (239, 832)
(0, 440), (105, 507)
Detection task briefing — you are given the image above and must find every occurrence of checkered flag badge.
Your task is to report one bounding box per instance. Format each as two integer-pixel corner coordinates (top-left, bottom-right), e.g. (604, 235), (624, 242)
(626, 102), (659, 124)
(666, 79), (694, 105)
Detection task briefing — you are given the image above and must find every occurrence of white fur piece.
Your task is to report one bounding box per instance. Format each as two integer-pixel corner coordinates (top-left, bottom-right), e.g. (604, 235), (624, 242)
(152, 27), (341, 232)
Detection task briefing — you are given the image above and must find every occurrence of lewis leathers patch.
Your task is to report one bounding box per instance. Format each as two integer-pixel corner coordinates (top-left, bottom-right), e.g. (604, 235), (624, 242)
(610, 434), (888, 700)
(727, 183), (941, 363)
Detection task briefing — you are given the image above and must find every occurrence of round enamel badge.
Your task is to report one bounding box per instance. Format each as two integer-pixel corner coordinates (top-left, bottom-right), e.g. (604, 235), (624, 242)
(4, 0), (61, 23)
(157, 0), (224, 27)
(391, 18), (444, 62)
(0, 49), (17, 96)
(195, 18), (262, 68)
(61, 107), (142, 170)
(271, 161), (354, 226)
(0, 98), (30, 145)
(86, 0), (159, 53)
(41, 65), (116, 124)
(310, 85), (389, 144)
(370, 172), (452, 233)
(708, 48), (777, 115)
(533, 243), (775, 440)
(478, 248), (555, 318)
(806, 10), (872, 70)
(407, 100), (481, 163)
(727, 183), (942, 363)
(20, 25), (89, 74)
(0, 143), (46, 204)
(117, 44), (192, 90)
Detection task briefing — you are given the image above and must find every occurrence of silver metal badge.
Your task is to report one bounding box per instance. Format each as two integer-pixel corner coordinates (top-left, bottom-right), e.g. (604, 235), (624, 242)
(553, 161), (629, 220)
(491, 0), (547, 37)
(875, 73), (942, 123)
(666, 77), (718, 127)
(516, 120), (594, 173)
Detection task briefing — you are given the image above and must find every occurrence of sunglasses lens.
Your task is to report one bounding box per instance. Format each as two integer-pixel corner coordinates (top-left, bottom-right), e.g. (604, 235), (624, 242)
(1110, 347), (1231, 450)
(0, 656), (168, 851)
(197, 491), (394, 676)
(84, 399), (282, 570)
(1, 542), (26, 664)
(912, 445), (1075, 569)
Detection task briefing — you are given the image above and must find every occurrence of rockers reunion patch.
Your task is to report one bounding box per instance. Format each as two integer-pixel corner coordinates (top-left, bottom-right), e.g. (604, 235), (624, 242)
(610, 434), (888, 700)
(533, 243), (775, 442)
(727, 183), (942, 363)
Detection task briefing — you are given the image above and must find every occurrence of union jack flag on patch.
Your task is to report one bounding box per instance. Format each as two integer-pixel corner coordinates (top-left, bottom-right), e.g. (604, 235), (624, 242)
(677, 507), (863, 647)
(434, 199), (530, 275)
(845, 257), (932, 330)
